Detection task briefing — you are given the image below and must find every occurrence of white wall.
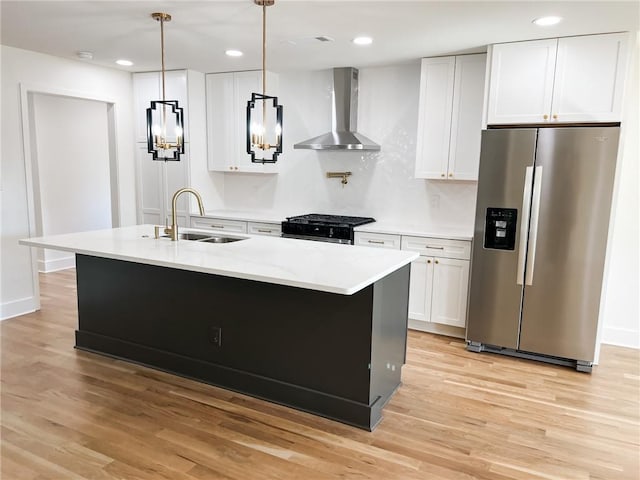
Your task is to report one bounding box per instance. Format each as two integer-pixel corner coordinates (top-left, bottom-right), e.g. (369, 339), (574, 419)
(600, 32), (640, 349)
(0, 45), (136, 320)
(32, 93), (113, 272)
(201, 64), (477, 229)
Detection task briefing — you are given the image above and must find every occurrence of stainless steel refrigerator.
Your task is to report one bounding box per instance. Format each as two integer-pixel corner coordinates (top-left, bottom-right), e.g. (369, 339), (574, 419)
(466, 127), (620, 372)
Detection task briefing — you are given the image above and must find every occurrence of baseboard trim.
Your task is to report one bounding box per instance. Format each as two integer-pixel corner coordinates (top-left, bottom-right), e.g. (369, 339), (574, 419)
(601, 326), (640, 349)
(408, 319), (465, 339)
(38, 255), (75, 273)
(0, 296), (38, 321)
(75, 330), (383, 431)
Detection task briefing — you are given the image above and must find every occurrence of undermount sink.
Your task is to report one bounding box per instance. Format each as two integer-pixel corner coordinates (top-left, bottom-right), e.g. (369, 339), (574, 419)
(201, 236), (245, 244)
(161, 232), (212, 241)
(160, 232), (247, 243)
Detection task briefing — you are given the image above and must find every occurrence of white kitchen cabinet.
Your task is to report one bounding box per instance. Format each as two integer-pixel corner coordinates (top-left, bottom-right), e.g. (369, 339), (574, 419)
(552, 33), (629, 123)
(135, 144), (189, 227)
(360, 231), (471, 337)
(408, 256), (469, 328)
(415, 54), (486, 181)
(133, 70), (189, 143)
(206, 70), (279, 174)
(190, 216), (248, 234)
(429, 257), (469, 328)
(402, 236), (471, 335)
(354, 231), (402, 249)
(486, 33), (629, 124)
(133, 70), (206, 226)
(247, 222), (282, 236)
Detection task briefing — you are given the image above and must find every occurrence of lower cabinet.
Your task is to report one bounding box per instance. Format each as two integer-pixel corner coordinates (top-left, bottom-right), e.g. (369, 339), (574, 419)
(355, 230), (471, 338)
(408, 256), (469, 330)
(189, 216), (282, 237)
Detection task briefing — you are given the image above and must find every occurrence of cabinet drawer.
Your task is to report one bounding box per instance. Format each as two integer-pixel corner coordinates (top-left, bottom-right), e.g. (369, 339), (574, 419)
(354, 232), (401, 250)
(248, 222), (282, 236)
(190, 217), (248, 233)
(401, 236), (470, 260)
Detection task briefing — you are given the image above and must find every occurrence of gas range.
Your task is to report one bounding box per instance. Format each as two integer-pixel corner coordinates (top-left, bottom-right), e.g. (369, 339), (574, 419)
(281, 214), (376, 244)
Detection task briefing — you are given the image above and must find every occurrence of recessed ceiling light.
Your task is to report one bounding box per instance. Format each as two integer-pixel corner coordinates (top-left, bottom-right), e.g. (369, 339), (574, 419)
(225, 49), (243, 57)
(353, 36), (373, 46)
(532, 16), (562, 26)
(115, 59), (134, 66)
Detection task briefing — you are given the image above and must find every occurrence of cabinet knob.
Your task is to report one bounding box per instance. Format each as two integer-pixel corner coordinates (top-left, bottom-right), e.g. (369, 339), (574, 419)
(235, 167), (239, 171)
(435, 260), (439, 264)
(543, 114), (549, 120)
(229, 166), (233, 170)
(449, 173), (453, 177)
(552, 114), (558, 120)
(441, 173), (445, 178)
(427, 259), (431, 264)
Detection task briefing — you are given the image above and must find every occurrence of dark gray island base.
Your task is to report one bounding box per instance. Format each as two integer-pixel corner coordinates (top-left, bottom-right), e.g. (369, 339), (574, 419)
(74, 254), (411, 430)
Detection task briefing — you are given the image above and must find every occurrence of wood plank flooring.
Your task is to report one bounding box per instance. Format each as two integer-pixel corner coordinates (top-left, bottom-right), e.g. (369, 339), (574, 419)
(2, 269), (638, 479)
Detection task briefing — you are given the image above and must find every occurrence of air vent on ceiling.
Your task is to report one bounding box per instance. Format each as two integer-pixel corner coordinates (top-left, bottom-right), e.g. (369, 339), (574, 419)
(315, 36), (334, 42)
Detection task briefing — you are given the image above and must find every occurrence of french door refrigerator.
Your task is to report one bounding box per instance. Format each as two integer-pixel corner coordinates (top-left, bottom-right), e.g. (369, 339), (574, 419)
(466, 127), (619, 372)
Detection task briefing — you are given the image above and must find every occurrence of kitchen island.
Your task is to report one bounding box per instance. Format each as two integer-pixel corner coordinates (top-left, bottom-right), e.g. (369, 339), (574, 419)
(21, 225), (418, 430)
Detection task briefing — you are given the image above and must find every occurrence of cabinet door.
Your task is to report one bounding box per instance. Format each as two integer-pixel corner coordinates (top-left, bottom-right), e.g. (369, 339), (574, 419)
(233, 71), (278, 173)
(164, 70), (189, 142)
(448, 54), (486, 180)
(206, 73), (235, 172)
(408, 256), (434, 323)
(133, 72), (161, 143)
(430, 258), (469, 328)
(415, 57), (455, 179)
(552, 33), (628, 123)
(487, 39), (557, 124)
(135, 144), (163, 224)
(163, 144), (190, 227)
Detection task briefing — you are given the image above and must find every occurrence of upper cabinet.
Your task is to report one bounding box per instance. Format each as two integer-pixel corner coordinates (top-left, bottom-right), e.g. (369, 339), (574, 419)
(415, 53), (486, 181)
(486, 33), (629, 125)
(132, 70), (206, 225)
(133, 70), (189, 143)
(206, 70), (279, 174)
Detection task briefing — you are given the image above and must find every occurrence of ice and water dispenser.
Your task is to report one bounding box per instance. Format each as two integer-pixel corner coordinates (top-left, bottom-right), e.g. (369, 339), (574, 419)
(484, 208), (517, 250)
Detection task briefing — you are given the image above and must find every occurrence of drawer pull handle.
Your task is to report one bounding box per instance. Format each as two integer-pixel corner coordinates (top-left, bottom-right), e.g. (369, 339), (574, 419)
(257, 229), (272, 233)
(426, 246), (444, 250)
(211, 224), (225, 229)
(368, 240), (385, 245)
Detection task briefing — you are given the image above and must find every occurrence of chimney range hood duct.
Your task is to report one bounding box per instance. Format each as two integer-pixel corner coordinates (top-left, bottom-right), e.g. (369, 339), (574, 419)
(294, 67), (381, 151)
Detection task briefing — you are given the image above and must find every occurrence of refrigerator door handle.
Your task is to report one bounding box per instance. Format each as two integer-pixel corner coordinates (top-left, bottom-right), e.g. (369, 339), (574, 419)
(516, 166), (534, 285)
(525, 166), (543, 285)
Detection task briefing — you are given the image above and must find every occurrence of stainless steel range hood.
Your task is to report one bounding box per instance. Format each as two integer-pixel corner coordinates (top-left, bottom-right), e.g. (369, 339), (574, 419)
(294, 67), (381, 151)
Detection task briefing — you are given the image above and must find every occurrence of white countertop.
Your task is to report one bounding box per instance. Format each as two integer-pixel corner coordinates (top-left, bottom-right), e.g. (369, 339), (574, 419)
(20, 225), (418, 295)
(355, 221), (473, 241)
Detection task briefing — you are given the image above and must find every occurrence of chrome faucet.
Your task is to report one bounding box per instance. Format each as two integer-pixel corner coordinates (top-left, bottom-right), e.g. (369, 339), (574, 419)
(165, 188), (205, 241)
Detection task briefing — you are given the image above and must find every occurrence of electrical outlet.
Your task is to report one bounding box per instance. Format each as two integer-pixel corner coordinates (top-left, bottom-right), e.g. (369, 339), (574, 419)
(209, 326), (222, 347)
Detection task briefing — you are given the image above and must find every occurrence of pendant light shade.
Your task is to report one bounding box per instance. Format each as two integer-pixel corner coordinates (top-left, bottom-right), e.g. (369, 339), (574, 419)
(147, 12), (185, 161)
(246, 0), (283, 163)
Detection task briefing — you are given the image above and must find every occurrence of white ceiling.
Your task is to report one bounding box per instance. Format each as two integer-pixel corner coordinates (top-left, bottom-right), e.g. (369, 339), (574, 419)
(1, 1), (638, 74)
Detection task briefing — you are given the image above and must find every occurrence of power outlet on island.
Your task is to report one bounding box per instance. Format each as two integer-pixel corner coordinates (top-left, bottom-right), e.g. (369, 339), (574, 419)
(209, 326), (222, 347)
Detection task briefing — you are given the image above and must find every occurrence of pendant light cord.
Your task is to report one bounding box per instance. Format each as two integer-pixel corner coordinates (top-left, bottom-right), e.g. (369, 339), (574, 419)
(160, 15), (166, 102)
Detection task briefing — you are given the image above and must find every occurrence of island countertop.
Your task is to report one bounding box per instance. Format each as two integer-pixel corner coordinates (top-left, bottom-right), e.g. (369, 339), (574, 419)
(20, 225), (418, 295)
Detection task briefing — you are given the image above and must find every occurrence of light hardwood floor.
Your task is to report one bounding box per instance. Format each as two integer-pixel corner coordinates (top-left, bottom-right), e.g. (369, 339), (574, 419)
(2, 269), (639, 479)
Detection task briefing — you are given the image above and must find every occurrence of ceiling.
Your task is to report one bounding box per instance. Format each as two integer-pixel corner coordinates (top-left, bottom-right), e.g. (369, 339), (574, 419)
(1, 1), (638, 74)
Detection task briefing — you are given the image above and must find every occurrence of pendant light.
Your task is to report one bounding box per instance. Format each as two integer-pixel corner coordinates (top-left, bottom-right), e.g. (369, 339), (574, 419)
(246, 0), (283, 163)
(147, 12), (185, 161)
